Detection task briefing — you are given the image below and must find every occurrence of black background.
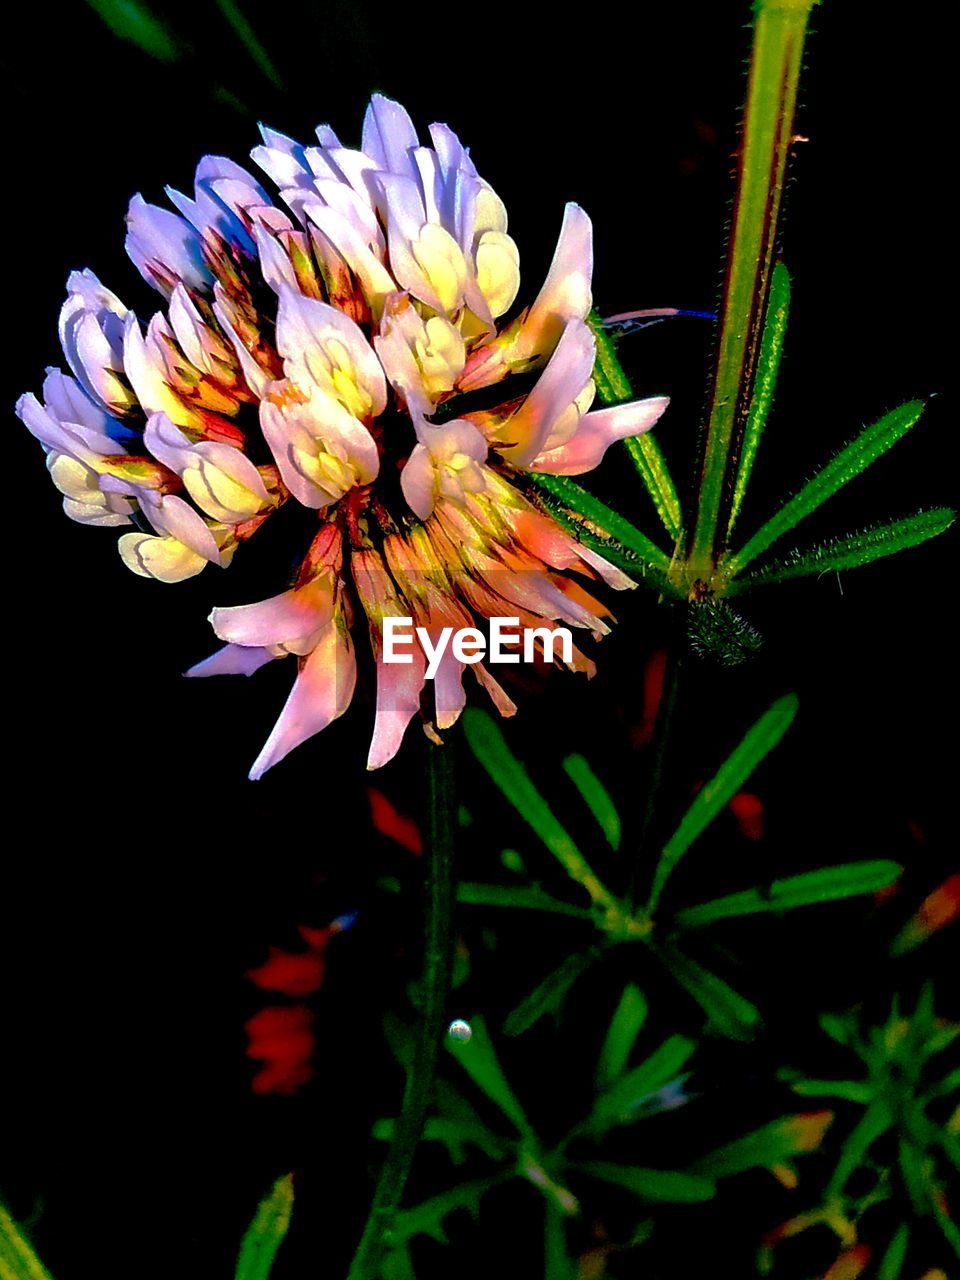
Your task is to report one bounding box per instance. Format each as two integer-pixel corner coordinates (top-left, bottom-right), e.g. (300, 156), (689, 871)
(1, 2), (956, 1276)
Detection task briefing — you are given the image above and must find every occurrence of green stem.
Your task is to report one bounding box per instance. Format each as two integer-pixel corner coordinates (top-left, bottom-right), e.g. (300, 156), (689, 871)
(346, 742), (457, 1280)
(689, 0), (817, 578)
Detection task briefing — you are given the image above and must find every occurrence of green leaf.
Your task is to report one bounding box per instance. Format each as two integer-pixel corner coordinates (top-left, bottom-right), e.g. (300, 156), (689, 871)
(826, 1099), (894, 1198)
(235, 1175), (294, 1280)
(933, 1195), (960, 1260)
(457, 882), (592, 920)
(897, 1139), (931, 1217)
(674, 860), (901, 928)
(563, 754), (621, 849)
(503, 949), (601, 1037)
(779, 1073), (873, 1104)
(0, 1201), (54, 1280)
(446, 1014), (534, 1140)
(462, 710), (620, 914)
(523, 473), (672, 574)
(688, 0), (816, 568)
(586, 1035), (695, 1133)
(647, 694), (798, 910)
(213, 0), (283, 88)
(877, 1223), (910, 1280)
(658, 945), (762, 1041)
(85, 0), (183, 60)
(694, 1111), (833, 1179)
(726, 400), (927, 574)
(728, 261), (791, 537)
(596, 984), (649, 1089)
(729, 508), (955, 590)
(580, 1162), (715, 1203)
(390, 1178), (501, 1245)
(586, 311), (683, 540)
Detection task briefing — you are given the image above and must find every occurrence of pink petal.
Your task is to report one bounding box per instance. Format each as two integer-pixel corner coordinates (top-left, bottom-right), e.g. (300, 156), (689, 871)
(367, 646), (427, 771)
(249, 621), (356, 780)
(210, 575), (334, 647)
(532, 396), (670, 475)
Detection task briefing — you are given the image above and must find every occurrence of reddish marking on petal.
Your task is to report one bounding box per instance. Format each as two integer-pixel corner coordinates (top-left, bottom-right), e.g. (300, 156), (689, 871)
(822, 1245), (871, 1280)
(245, 1005), (315, 1095)
(632, 650), (667, 748)
(367, 787), (423, 856)
(728, 791), (765, 841)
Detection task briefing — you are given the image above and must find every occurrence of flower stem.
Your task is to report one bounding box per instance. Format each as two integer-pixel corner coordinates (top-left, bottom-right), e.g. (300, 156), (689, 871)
(688, 0), (818, 580)
(346, 740), (457, 1280)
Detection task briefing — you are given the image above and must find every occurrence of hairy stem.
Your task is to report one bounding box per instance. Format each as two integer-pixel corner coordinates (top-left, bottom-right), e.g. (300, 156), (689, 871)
(688, 0), (817, 579)
(346, 741), (457, 1279)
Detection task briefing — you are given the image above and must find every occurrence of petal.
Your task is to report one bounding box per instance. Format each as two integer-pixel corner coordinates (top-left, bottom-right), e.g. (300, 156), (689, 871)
(125, 194), (213, 296)
(249, 619), (357, 779)
(362, 94), (419, 179)
(118, 532), (210, 582)
(210, 575), (334, 647)
(367, 645), (428, 770)
(495, 319), (596, 467)
(185, 643), (277, 677)
(532, 396), (670, 475)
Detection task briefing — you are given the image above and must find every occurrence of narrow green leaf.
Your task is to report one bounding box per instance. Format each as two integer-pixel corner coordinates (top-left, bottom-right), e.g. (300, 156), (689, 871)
(648, 694), (798, 910)
(779, 1074), (873, 1104)
(587, 1035), (695, 1132)
(85, 0), (182, 59)
(213, 0), (283, 88)
(0, 1202), (54, 1280)
(624, 435), (684, 542)
(897, 1139), (930, 1217)
(504, 949), (600, 1036)
(658, 944), (762, 1041)
(933, 1196), (960, 1260)
(694, 1111), (833, 1179)
(729, 508), (955, 591)
(689, 0), (817, 569)
(877, 1223), (910, 1280)
(585, 311), (683, 540)
(580, 1162), (715, 1203)
(446, 1014), (534, 1140)
(596, 984), (649, 1089)
(826, 1099), (894, 1198)
(462, 709), (620, 914)
(390, 1178), (501, 1245)
(235, 1175), (294, 1280)
(674, 860), (901, 928)
(728, 261), (791, 537)
(563, 754), (621, 849)
(457, 882), (592, 920)
(726, 400), (927, 574)
(524, 473), (672, 573)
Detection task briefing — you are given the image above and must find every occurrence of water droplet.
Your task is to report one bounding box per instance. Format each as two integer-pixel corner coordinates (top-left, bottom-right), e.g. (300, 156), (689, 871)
(447, 1019), (472, 1043)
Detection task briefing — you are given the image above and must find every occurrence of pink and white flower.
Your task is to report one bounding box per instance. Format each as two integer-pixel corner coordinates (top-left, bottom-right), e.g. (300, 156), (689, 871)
(16, 95), (670, 776)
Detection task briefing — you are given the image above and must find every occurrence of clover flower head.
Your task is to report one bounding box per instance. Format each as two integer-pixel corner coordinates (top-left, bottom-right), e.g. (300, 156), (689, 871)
(16, 95), (669, 775)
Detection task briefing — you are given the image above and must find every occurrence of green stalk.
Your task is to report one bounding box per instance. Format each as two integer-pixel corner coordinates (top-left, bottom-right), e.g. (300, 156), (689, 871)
(688, 0), (818, 578)
(347, 742), (457, 1280)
